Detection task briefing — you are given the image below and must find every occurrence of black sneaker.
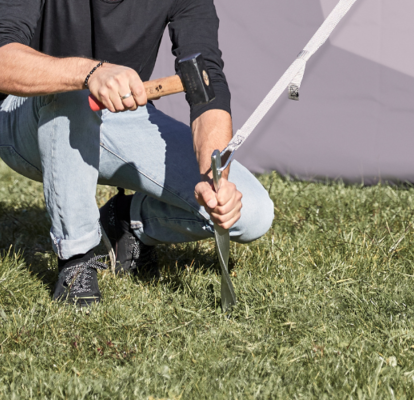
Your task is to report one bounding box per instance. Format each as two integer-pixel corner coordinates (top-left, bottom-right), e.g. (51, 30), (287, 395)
(99, 188), (160, 279)
(53, 249), (107, 307)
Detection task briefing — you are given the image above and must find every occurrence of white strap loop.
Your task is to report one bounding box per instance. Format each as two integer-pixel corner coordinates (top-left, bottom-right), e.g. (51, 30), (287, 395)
(288, 50), (310, 100)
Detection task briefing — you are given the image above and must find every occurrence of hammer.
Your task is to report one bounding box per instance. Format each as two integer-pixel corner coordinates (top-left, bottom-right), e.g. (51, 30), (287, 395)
(88, 53), (215, 111)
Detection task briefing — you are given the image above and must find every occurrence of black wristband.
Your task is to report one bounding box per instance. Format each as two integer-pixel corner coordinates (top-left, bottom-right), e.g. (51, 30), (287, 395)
(84, 60), (108, 89)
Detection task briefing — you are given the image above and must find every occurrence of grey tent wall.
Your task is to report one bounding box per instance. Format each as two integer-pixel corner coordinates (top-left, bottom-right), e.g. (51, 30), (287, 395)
(151, 0), (414, 184)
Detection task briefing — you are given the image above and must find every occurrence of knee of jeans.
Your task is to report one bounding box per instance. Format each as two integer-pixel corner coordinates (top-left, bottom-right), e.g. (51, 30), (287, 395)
(231, 190), (274, 244)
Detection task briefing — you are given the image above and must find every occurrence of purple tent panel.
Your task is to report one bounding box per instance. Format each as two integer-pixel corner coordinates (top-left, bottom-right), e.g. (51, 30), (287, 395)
(152, 0), (414, 184)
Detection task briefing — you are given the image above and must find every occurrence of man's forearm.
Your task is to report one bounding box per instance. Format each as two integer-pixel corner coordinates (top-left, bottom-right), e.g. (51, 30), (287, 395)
(192, 109), (233, 181)
(0, 43), (96, 96)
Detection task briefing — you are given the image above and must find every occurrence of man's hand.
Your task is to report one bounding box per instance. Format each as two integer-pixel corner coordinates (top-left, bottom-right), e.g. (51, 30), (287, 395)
(195, 179), (242, 230)
(0, 43), (147, 113)
(87, 63), (147, 113)
(192, 109), (242, 230)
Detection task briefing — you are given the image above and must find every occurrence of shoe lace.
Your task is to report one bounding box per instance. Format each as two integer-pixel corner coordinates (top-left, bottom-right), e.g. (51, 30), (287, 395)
(130, 237), (158, 270)
(65, 255), (108, 294)
(130, 237), (141, 269)
(130, 237), (141, 259)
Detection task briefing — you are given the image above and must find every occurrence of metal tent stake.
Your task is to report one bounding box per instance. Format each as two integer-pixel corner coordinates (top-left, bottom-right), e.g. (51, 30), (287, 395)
(211, 150), (237, 312)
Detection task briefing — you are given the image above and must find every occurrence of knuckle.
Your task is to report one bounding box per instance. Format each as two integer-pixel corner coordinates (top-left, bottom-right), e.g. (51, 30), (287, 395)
(198, 186), (208, 196)
(122, 99), (135, 108)
(97, 89), (107, 98)
(222, 222), (232, 230)
(106, 80), (116, 90)
(127, 69), (138, 79)
(133, 95), (146, 106)
(114, 75), (122, 85)
(139, 93), (148, 103)
(216, 194), (226, 206)
(132, 86), (143, 96)
(216, 205), (226, 215)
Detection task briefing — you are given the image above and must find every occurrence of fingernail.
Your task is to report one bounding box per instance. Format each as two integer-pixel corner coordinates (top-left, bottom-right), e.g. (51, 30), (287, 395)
(207, 200), (215, 208)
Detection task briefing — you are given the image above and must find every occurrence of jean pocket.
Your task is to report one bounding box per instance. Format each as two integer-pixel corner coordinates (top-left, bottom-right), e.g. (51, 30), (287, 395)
(0, 145), (42, 182)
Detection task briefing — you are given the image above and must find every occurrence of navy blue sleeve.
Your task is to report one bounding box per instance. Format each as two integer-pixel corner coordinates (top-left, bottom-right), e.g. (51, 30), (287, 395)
(168, 0), (231, 125)
(0, 0), (44, 48)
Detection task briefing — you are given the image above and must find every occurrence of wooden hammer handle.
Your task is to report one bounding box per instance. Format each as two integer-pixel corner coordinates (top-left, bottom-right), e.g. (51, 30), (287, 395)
(88, 75), (184, 111)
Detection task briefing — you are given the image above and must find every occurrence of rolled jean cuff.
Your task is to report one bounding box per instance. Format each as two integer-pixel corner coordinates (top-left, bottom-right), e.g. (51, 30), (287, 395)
(130, 193), (162, 246)
(50, 223), (102, 260)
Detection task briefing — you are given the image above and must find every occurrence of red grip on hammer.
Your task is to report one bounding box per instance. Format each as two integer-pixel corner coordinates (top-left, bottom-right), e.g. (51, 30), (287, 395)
(89, 94), (106, 111)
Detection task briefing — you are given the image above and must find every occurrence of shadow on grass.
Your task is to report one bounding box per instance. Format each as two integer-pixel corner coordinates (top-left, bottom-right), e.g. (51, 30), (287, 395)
(154, 242), (236, 310)
(158, 241), (236, 274)
(0, 197), (234, 305)
(0, 202), (57, 293)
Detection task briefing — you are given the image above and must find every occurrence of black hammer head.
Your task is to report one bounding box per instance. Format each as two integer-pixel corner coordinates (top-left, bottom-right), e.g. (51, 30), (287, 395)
(178, 53), (216, 106)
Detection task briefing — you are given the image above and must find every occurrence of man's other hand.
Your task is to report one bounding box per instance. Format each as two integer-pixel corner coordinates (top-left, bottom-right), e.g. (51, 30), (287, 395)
(87, 63), (147, 113)
(194, 179), (242, 230)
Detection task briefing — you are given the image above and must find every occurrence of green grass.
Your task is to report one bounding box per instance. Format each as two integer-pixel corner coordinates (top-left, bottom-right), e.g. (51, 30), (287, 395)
(2, 160), (414, 399)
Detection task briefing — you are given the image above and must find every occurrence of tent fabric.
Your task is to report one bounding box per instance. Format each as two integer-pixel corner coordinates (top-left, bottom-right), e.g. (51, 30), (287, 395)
(151, 0), (414, 184)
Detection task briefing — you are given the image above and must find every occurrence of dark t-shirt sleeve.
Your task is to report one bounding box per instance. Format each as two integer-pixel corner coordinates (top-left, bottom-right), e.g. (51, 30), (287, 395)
(168, 0), (231, 125)
(0, 0), (44, 48)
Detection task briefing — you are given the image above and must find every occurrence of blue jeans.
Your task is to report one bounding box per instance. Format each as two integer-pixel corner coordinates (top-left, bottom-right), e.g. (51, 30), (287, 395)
(0, 91), (274, 259)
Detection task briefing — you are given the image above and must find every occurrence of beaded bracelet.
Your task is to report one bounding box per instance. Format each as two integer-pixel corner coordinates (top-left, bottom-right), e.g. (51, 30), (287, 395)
(84, 60), (108, 89)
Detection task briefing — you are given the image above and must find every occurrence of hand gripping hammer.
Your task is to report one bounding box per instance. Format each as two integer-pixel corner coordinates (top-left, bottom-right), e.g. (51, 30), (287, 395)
(89, 53), (215, 111)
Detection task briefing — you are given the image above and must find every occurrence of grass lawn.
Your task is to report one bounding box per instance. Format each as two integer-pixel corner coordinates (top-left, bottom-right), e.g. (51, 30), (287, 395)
(1, 159), (414, 399)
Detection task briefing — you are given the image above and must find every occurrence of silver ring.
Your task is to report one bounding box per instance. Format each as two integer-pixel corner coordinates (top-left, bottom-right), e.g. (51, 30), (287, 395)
(120, 92), (132, 100)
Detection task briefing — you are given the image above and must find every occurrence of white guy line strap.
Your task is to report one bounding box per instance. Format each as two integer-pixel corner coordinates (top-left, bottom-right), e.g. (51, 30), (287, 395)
(220, 0), (359, 167)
